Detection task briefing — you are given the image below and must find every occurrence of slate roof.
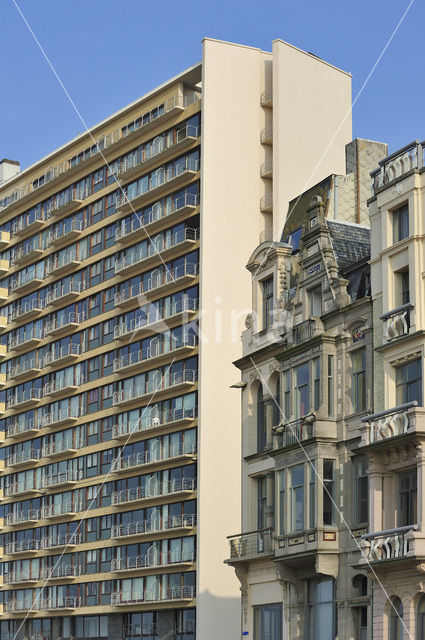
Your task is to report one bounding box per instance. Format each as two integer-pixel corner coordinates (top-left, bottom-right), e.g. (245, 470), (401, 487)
(327, 220), (370, 269)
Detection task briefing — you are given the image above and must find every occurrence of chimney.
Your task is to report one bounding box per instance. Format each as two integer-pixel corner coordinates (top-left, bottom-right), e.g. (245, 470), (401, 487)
(0, 159), (20, 185)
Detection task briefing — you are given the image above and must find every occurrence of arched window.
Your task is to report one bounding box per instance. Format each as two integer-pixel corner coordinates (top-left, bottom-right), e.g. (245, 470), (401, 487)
(257, 387), (267, 452)
(390, 597), (403, 640)
(417, 595), (425, 639)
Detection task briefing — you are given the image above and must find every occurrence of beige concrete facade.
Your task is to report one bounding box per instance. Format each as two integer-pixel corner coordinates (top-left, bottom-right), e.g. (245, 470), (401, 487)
(0, 38), (353, 640)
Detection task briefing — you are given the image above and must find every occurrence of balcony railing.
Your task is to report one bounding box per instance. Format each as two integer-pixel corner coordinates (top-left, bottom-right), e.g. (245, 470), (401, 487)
(6, 419), (39, 438)
(5, 509), (40, 526)
(111, 586), (195, 606)
(114, 442), (196, 472)
(111, 549), (196, 572)
(8, 327), (43, 350)
(9, 359), (40, 380)
(361, 401), (418, 444)
(292, 318), (322, 344)
(112, 369), (198, 404)
(10, 299), (44, 322)
(10, 271), (43, 294)
(40, 533), (81, 549)
(43, 376), (82, 397)
(42, 469), (81, 488)
(5, 539), (40, 554)
(42, 439), (77, 458)
(361, 525), (417, 562)
(41, 502), (76, 519)
(45, 312), (84, 335)
(114, 297), (198, 340)
(371, 140), (424, 193)
(111, 514), (196, 539)
(42, 343), (81, 367)
(40, 564), (81, 580)
(274, 418), (314, 447)
(113, 334), (197, 373)
(115, 192), (199, 242)
(47, 251), (80, 275)
(381, 303), (413, 341)
(227, 528), (274, 563)
(46, 280), (85, 304)
(4, 570), (39, 584)
(48, 219), (84, 245)
(41, 406), (81, 427)
(40, 596), (81, 610)
(112, 406), (197, 439)
(7, 449), (41, 467)
(7, 388), (42, 409)
(111, 478), (196, 505)
(5, 481), (39, 497)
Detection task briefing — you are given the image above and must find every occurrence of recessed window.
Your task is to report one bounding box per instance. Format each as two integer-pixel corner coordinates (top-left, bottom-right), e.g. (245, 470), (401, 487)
(257, 477), (267, 530)
(396, 358), (422, 406)
(308, 286), (322, 317)
(262, 277), (274, 329)
(353, 456), (368, 525)
(389, 597), (403, 640)
(398, 468), (417, 527)
(306, 578), (336, 640)
(254, 604), (282, 640)
(328, 355), (334, 418)
(290, 464), (304, 532)
(295, 363), (309, 419)
(352, 349), (366, 413)
(323, 459), (335, 525)
(393, 204), (409, 243)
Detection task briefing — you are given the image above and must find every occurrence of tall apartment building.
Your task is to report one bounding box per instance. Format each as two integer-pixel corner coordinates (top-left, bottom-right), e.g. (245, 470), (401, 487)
(359, 140), (425, 639)
(0, 38), (352, 640)
(227, 138), (387, 640)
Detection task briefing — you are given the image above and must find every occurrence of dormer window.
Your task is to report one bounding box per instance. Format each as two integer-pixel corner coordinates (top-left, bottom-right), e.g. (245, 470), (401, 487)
(262, 276), (274, 329)
(392, 204), (409, 243)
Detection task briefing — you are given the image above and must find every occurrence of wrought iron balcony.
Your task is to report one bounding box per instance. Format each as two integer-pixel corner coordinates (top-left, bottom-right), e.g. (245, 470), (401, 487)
(292, 318), (323, 344)
(226, 528), (274, 563)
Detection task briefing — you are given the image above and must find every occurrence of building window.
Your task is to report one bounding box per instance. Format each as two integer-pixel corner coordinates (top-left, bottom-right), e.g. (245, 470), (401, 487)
(253, 604), (282, 640)
(309, 462), (316, 529)
(262, 277), (274, 329)
(396, 358), (422, 406)
(290, 464), (304, 532)
(323, 459), (335, 525)
(283, 370), (291, 419)
(257, 477), (267, 530)
(354, 456), (368, 525)
(417, 595), (425, 639)
(393, 204), (409, 243)
(389, 597), (403, 640)
(257, 388), (267, 453)
(279, 470), (285, 535)
(352, 349), (366, 413)
(399, 468), (417, 527)
(308, 286), (322, 317)
(306, 578), (336, 640)
(295, 363), (309, 419)
(274, 377), (280, 427)
(313, 357), (320, 411)
(328, 355), (334, 418)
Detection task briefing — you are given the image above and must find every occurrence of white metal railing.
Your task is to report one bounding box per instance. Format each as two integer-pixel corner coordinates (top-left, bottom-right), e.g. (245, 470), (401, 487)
(4, 570), (38, 584)
(114, 297), (198, 340)
(116, 158), (200, 209)
(40, 564), (81, 580)
(5, 539), (40, 554)
(112, 406), (197, 439)
(42, 343), (81, 367)
(113, 369), (197, 404)
(48, 219), (84, 244)
(11, 243), (42, 264)
(41, 502), (76, 518)
(46, 191), (80, 216)
(10, 270), (43, 293)
(40, 596), (81, 610)
(45, 312), (84, 334)
(40, 533), (81, 549)
(4, 599), (39, 612)
(115, 192), (199, 241)
(11, 210), (44, 234)
(9, 358), (39, 379)
(7, 449), (41, 467)
(113, 334), (197, 373)
(46, 280), (85, 304)
(10, 299), (44, 322)
(41, 406), (81, 427)
(43, 376), (82, 397)
(111, 514), (196, 539)
(6, 418), (39, 438)
(8, 327), (43, 350)
(42, 469), (80, 488)
(5, 480), (39, 497)
(111, 549), (195, 572)
(6, 509), (40, 526)
(115, 228), (198, 274)
(112, 478), (196, 505)
(47, 251), (79, 274)
(115, 442), (196, 472)
(111, 586), (195, 606)
(42, 439), (76, 457)
(362, 525), (417, 561)
(7, 388), (42, 409)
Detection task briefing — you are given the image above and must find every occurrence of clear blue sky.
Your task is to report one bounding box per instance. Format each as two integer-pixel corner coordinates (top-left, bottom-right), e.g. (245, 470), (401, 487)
(0, 0), (421, 170)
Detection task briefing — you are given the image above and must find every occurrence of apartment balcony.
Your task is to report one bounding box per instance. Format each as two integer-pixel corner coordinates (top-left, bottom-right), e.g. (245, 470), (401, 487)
(4, 571), (39, 586)
(5, 509), (40, 527)
(42, 440), (77, 459)
(41, 503), (77, 520)
(43, 343), (81, 367)
(12, 211), (45, 237)
(113, 335), (197, 377)
(113, 442), (197, 475)
(111, 514), (196, 540)
(114, 298), (198, 342)
(115, 192), (200, 245)
(226, 528), (274, 565)
(12, 246), (44, 266)
(260, 126), (273, 144)
(112, 406), (197, 441)
(40, 596), (81, 611)
(261, 90), (273, 107)
(10, 273), (43, 295)
(45, 312), (84, 337)
(260, 193), (273, 213)
(47, 195), (83, 219)
(9, 329), (43, 352)
(116, 123), (201, 184)
(114, 262), (199, 308)
(5, 482), (40, 498)
(116, 158), (200, 214)
(4, 599), (39, 613)
(4, 540), (40, 556)
(111, 478), (196, 507)
(41, 407), (80, 428)
(292, 317), (324, 344)
(112, 369), (198, 407)
(46, 281), (85, 306)
(260, 159), (273, 178)
(42, 469), (81, 489)
(40, 533), (81, 550)
(360, 401), (425, 446)
(43, 378), (80, 399)
(6, 420), (40, 440)
(381, 303), (413, 342)
(0, 230), (10, 249)
(360, 525), (419, 564)
(47, 254), (81, 277)
(371, 140), (424, 193)
(7, 449), (41, 469)
(114, 228), (199, 277)
(40, 564), (81, 581)
(111, 586), (195, 607)
(9, 360), (41, 382)
(10, 300), (44, 323)
(7, 388), (42, 409)
(48, 220), (84, 247)
(111, 550), (196, 574)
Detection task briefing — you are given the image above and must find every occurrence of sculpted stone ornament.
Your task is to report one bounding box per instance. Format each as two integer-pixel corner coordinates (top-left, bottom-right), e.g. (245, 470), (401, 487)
(245, 313), (253, 329)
